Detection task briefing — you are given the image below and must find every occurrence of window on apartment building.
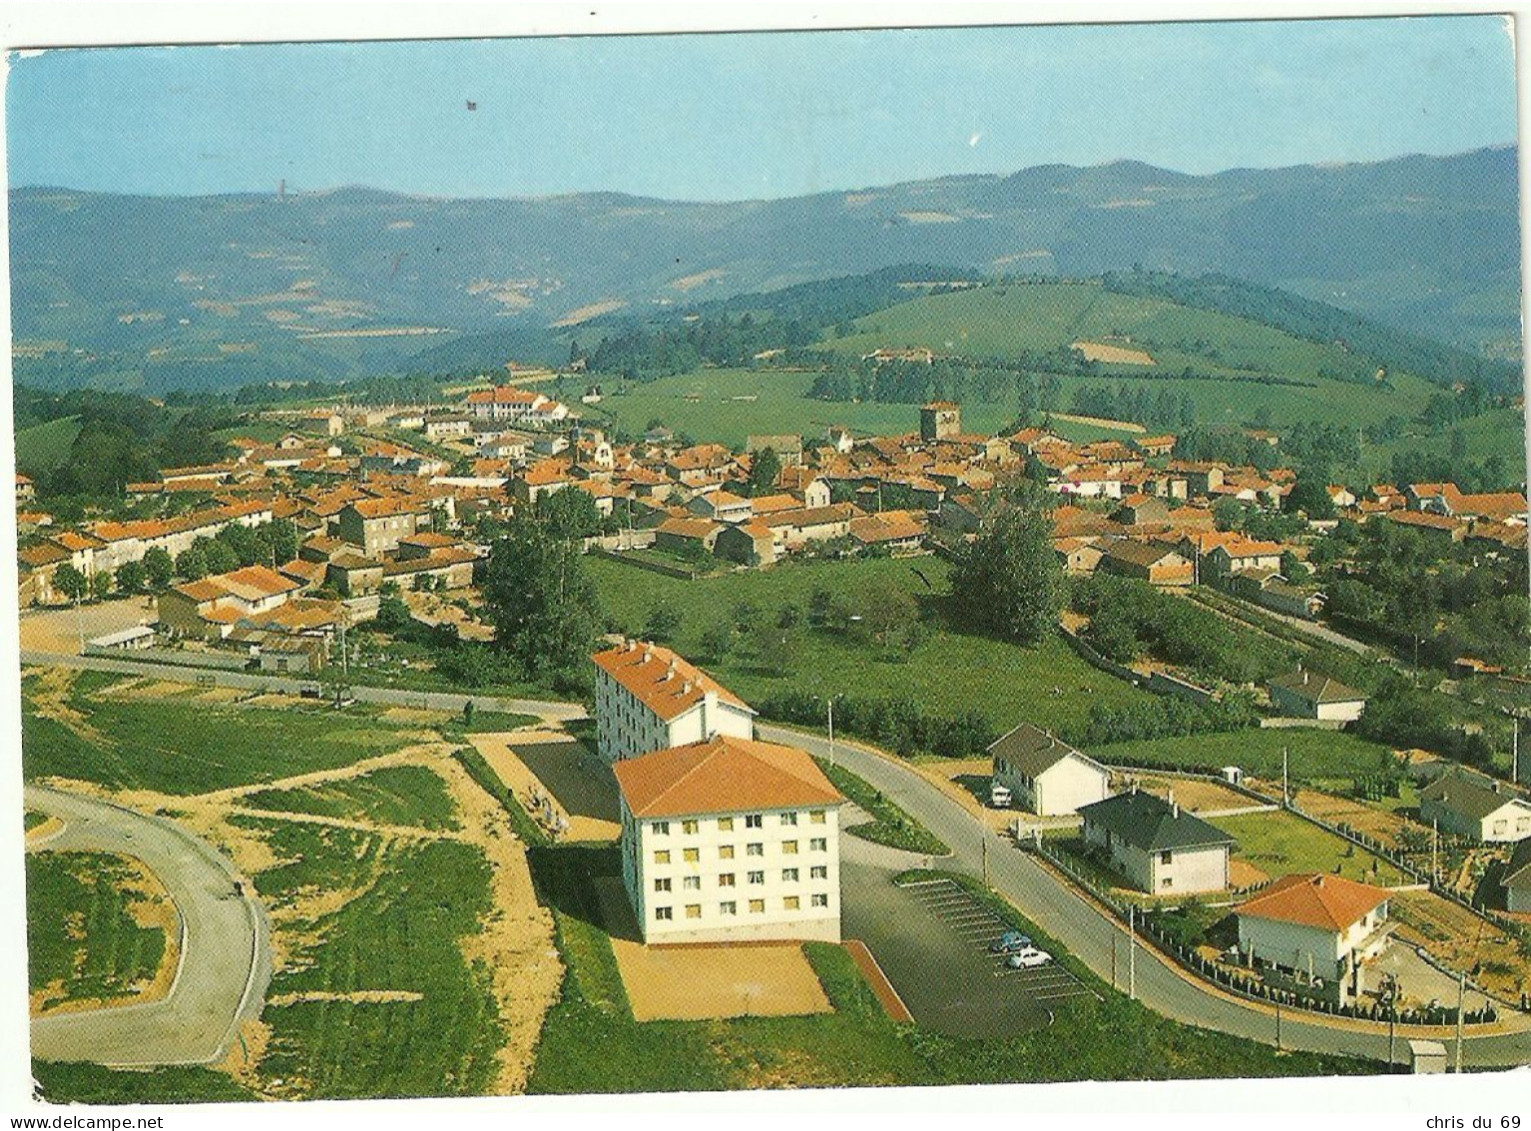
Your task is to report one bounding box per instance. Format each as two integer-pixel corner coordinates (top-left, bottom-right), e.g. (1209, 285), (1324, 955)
(747, 870), (764, 885)
(719, 901), (737, 916)
(655, 906), (673, 920)
(653, 878), (671, 892)
(653, 850), (670, 865)
(783, 896), (800, 911)
(810, 866), (827, 880)
(1160, 850), (1173, 865)
(718, 873), (735, 887)
(683, 848), (700, 863)
(781, 840), (798, 855)
(809, 838), (826, 852)
(781, 868), (798, 882)
(745, 814), (763, 829)
(682, 876), (701, 890)
(682, 819), (699, 835)
(809, 810), (826, 825)
(748, 900), (765, 914)
(780, 812), (798, 826)
(651, 821), (669, 835)
(717, 816), (734, 832)
(811, 894), (829, 908)
(685, 904), (702, 920)
(718, 845), (735, 860)
(746, 843), (764, 856)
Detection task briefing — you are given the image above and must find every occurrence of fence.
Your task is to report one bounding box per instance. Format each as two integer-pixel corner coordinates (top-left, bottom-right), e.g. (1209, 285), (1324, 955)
(587, 546), (697, 580)
(1057, 624), (1140, 684)
(82, 644), (249, 672)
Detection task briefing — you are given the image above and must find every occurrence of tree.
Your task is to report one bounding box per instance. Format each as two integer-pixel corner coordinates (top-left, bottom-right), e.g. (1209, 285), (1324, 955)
(91, 572), (112, 601)
(644, 602), (683, 643)
(481, 518), (600, 679)
(202, 539), (239, 575)
(115, 561), (147, 595)
(54, 564), (88, 603)
(175, 546), (208, 581)
(143, 546), (174, 589)
(746, 447), (782, 496)
(1284, 476), (1336, 520)
(700, 622), (735, 662)
(950, 509), (1062, 644)
(532, 489), (606, 541)
(260, 518), (299, 564)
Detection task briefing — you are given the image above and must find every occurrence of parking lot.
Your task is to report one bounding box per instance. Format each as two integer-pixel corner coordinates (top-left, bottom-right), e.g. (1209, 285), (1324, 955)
(843, 856), (1097, 1039)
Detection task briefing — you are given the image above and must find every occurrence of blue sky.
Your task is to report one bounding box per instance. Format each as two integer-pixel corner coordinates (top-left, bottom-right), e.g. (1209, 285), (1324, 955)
(4, 15), (1518, 201)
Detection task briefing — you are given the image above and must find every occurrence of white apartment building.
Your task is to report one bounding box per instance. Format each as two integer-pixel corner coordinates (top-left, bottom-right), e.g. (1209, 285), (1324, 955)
(591, 640), (756, 763)
(612, 735), (845, 945)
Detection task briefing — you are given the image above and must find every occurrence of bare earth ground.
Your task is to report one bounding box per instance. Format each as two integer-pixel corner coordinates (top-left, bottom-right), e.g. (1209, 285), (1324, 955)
(1389, 890), (1531, 1005)
(468, 729), (621, 842)
(1071, 340), (1156, 366)
(1290, 786), (1419, 850)
(1229, 859), (1271, 888)
(592, 877), (831, 1022)
(1126, 774), (1264, 815)
(20, 598), (154, 654)
(906, 758), (1016, 833)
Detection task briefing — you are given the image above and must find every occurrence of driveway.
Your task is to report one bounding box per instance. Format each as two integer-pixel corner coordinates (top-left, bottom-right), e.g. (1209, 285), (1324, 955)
(26, 784), (272, 1068)
(760, 723), (1531, 1070)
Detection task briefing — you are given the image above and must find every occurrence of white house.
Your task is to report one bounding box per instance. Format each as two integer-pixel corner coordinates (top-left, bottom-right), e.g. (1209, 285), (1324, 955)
(1504, 839), (1531, 914)
(988, 723), (1110, 817)
(1418, 768), (1531, 844)
(591, 640), (756, 764)
(1078, 788), (1236, 895)
(1266, 669), (1368, 722)
(612, 735), (844, 945)
(1236, 872), (1393, 1004)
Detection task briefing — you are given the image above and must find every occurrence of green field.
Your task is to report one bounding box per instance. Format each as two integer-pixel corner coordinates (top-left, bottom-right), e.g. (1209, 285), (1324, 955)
(589, 367), (1018, 448)
(26, 851), (168, 1011)
(240, 764), (461, 831)
(1362, 404), (1528, 479)
(816, 758), (949, 856)
(24, 809), (47, 832)
(31, 1061), (257, 1105)
(526, 847), (1375, 1092)
(1217, 809), (1409, 887)
(21, 671), (417, 795)
(15, 414), (83, 472)
(587, 554), (1154, 738)
(230, 815), (503, 1100)
(1085, 726), (1395, 783)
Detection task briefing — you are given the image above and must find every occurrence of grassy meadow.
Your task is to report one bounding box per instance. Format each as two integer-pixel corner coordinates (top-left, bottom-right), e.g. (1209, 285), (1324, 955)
(1085, 726), (1395, 783)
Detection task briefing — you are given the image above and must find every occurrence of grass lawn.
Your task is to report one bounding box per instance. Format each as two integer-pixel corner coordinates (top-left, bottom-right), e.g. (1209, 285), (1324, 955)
(440, 709), (541, 736)
(232, 815), (504, 1101)
(21, 670), (418, 794)
(587, 554), (1153, 739)
(1085, 726), (1395, 784)
(24, 809), (47, 832)
(240, 765), (461, 831)
(1215, 810), (1410, 887)
(25, 851), (167, 1011)
(31, 1061), (256, 1105)
(525, 847), (1376, 1092)
(815, 757), (949, 856)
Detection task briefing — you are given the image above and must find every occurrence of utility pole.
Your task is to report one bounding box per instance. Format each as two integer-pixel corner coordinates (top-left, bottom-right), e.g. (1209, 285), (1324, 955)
(1128, 905), (1137, 1001)
(981, 830), (990, 889)
(1275, 998), (1282, 1051)
(1455, 971), (1465, 1073)
(827, 696), (836, 769)
(1432, 820), (1439, 885)
(1282, 746), (1289, 807)
(1111, 933), (1117, 990)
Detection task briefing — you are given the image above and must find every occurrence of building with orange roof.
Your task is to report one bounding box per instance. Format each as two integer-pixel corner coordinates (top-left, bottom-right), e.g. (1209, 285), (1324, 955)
(591, 640), (756, 764)
(612, 734), (844, 944)
(335, 497), (431, 558)
(1235, 873), (1394, 1003)
(157, 564), (303, 640)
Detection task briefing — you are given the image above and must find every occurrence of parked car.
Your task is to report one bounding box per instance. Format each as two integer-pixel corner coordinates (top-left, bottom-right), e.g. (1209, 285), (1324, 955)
(988, 930), (1033, 955)
(1006, 946), (1053, 969)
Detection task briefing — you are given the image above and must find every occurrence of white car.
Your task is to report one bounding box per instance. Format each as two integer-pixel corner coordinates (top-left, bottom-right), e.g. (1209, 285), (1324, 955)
(1006, 946), (1053, 969)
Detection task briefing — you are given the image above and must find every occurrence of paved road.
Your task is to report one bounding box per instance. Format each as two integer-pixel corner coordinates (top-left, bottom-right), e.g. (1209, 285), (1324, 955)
(20, 649), (588, 722)
(26, 784), (272, 1068)
(761, 724), (1531, 1070)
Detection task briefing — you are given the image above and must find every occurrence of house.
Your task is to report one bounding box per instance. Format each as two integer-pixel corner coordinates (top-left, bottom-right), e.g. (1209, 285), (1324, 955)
(988, 724), (1110, 817)
(1236, 873), (1393, 1004)
(1112, 494), (1171, 527)
(1503, 838), (1531, 913)
(1053, 537), (1104, 575)
(257, 635), (327, 675)
(745, 434), (803, 468)
(1133, 434), (1177, 458)
(688, 490), (754, 525)
(335, 498), (427, 558)
(1078, 788), (1236, 894)
(423, 413), (473, 442)
(591, 640), (757, 764)
(613, 735), (844, 945)
(326, 553), (386, 597)
(714, 521), (777, 568)
(920, 402), (961, 442)
(157, 565), (303, 640)
(1098, 539), (1193, 586)
(1266, 670), (1368, 722)
(1384, 510), (1468, 544)
(1204, 537), (1284, 579)
(1419, 768), (1531, 844)
(654, 515), (723, 557)
(847, 511), (927, 553)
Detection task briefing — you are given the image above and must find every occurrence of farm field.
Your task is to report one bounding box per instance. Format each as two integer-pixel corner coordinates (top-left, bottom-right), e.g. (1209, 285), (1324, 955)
(586, 554), (1155, 739)
(524, 848), (1372, 1093)
(15, 414), (83, 472)
(1361, 404), (1528, 479)
(1212, 809), (1410, 888)
(25, 850), (172, 1014)
(1084, 726), (1396, 784)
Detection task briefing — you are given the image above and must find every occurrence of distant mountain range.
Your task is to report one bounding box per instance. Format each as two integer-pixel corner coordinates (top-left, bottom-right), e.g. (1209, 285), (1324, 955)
(8, 146), (1522, 393)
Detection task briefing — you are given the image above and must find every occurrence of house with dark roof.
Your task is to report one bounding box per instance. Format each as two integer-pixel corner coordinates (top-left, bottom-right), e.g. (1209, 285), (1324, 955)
(1419, 768), (1531, 844)
(1098, 538), (1193, 587)
(1503, 839), (1531, 914)
(1078, 788), (1237, 894)
(1236, 873), (1394, 1004)
(591, 641), (756, 764)
(1267, 669), (1368, 722)
(989, 723), (1110, 817)
(612, 735), (844, 944)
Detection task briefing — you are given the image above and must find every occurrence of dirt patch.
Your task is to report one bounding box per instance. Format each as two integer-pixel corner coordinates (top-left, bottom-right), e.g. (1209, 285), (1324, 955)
(906, 758), (1014, 833)
(1291, 787), (1418, 849)
(608, 934), (832, 1022)
(435, 753), (562, 1095)
(215, 1018), (272, 1094)
(1229, 859), (1270, 888)
(267, 989), (424, 1006)
(1072, 340), (1155, 366)
(26, 815), (65, 843)
(1128, 774), (1259, 815)
(377, 706), (452, 726)
(1389, 889), (1531, 1004)
(27, 668), (111, 748)
(468, 731), (620, 842)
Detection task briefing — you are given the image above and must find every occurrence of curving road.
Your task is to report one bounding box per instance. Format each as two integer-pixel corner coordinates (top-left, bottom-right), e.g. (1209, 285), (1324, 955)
(759, 723), (1531, 1071)
(26, 784), (272, 1068)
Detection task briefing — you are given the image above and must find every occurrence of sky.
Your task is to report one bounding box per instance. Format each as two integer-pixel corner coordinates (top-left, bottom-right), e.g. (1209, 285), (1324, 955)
(3, 15), (1520, 201)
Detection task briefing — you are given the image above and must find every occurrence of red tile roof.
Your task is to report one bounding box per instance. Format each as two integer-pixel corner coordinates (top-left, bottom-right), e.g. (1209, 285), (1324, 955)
(592, 641), (752, 722)
(612, 735), (843, 818)
(1236, 873), (1390, 932)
